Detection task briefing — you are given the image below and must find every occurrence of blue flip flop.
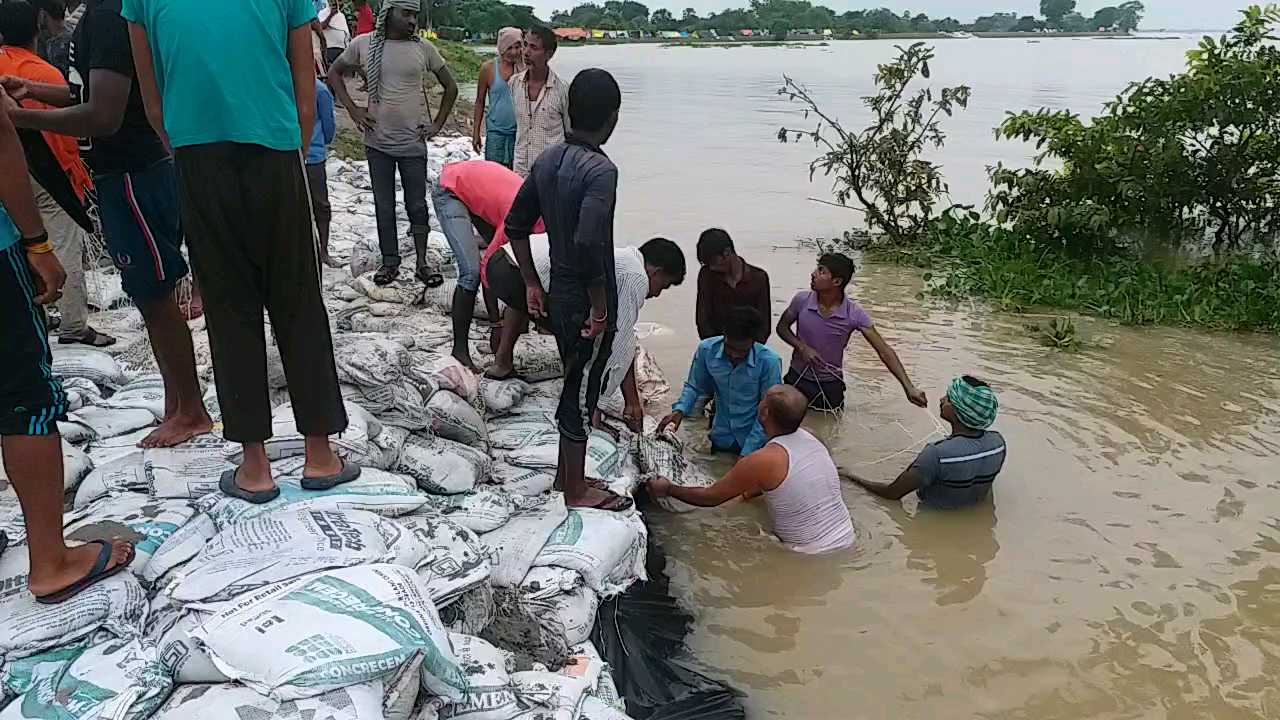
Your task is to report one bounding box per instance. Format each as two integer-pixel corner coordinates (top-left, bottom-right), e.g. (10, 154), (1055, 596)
(220, 469), (281, 504)
(35, 540), (135, 605)
(301, 459), (362, 491)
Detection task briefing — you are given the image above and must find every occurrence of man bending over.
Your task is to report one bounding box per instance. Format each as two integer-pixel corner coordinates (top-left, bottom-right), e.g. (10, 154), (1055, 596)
(649, 385), (854, 554)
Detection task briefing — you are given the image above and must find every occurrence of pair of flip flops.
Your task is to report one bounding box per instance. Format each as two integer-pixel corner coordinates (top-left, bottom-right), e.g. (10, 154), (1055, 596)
(219, 460), (362, 505)
(372, 266), (445, 288)
(57, 328), (117, 347)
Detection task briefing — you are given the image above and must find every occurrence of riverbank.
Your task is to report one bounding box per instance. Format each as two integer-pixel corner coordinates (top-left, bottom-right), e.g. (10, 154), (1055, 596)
(537, 30), (1131, 47)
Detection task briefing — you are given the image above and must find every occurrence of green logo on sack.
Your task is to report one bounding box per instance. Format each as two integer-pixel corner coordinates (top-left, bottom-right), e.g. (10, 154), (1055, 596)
(286, 575), (467, 691)
(547, 511), (584, 546)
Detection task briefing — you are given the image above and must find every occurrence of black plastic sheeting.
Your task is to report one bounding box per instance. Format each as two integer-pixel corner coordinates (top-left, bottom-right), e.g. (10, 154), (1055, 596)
(590, 506), (746, 720)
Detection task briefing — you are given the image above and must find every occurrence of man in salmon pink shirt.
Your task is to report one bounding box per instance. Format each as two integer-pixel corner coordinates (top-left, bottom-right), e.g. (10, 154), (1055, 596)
(432, 159), (543, 370)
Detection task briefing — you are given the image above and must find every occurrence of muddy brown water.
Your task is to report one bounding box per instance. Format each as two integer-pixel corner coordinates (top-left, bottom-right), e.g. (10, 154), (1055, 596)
(540, 39), (1280, 718)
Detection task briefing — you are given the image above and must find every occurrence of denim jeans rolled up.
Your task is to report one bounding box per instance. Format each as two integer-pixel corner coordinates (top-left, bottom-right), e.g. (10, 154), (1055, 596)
(367, 147), (429, 268)
(431, 185), (483, 293)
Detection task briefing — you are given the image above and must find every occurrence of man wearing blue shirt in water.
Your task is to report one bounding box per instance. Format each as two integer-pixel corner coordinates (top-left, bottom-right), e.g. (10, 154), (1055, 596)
(659, 306), (783, 457)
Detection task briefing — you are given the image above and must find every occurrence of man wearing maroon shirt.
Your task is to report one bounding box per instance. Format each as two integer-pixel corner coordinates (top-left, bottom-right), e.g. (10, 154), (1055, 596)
(694, 227), (771, 344)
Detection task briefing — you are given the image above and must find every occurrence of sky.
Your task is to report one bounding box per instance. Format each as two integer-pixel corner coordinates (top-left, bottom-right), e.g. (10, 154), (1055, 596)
(531, 1), (1238, 30)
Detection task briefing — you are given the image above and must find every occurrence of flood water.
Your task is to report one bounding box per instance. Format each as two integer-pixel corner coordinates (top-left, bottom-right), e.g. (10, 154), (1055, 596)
(545, 37), (1280, 718)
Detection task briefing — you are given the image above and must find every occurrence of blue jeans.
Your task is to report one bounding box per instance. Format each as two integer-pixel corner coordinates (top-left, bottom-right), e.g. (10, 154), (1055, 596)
(366, 147), (429, 267)
(431, 186), (482, 292)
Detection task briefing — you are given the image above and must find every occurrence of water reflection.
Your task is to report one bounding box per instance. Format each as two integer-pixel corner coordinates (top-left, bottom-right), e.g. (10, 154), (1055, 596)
(896, 500), (1000, 606)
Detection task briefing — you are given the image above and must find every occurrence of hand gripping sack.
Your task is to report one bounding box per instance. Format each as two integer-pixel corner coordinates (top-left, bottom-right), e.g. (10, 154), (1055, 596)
(188, 564), (467, 701)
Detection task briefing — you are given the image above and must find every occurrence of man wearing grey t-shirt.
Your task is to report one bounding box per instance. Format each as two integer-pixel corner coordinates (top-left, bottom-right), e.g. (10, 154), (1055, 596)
(845, 375), (1007, 509)
(328, 0), (457, 286)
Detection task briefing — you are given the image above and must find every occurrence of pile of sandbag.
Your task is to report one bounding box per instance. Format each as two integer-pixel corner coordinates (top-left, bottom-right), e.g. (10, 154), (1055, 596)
(0, 133), (706, 720)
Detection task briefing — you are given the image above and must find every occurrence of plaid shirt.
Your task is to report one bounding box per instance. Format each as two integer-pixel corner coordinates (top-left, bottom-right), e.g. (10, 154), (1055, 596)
(511, 67), (570, 177)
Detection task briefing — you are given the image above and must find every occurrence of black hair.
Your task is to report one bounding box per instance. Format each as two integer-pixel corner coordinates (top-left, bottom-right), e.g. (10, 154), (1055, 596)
(696, 228), (734, 265)
(722, 306), (760, 342)
(639, 237), (686, 285)
(30, 0), (64, 20)
(818, 251), (856, 290)
(961, 375), (990, 388)
(526, 25), (558, 54)
(0, 0), (39, 48)
(568, 68), (620, 133)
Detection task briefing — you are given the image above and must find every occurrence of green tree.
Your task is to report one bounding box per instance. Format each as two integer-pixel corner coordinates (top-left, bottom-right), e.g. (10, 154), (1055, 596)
(650, 7), (676, 28)
(970, 12), (1017, 32)
(1012, 15), (1042, 31)
(1091, 6), (1121, 29)
(1116, 1), (1144, 31)
(1040, 0), (1076, 28)
(777, 43), (972, 245)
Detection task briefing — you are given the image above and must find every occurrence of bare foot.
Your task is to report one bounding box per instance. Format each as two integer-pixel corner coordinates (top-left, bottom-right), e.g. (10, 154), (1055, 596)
(27, 539), (133, 598)
(138, 411), (214, 448)
(452, 351), (478, 373)
(485, 362), (516, 380)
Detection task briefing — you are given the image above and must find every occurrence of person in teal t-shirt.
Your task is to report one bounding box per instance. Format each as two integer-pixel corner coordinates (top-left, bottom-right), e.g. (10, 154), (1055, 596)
(125, 0), (360, 505)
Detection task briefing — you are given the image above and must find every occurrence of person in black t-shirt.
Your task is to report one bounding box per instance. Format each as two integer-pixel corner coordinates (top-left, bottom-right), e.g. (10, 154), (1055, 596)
(3, 0), (213, 449)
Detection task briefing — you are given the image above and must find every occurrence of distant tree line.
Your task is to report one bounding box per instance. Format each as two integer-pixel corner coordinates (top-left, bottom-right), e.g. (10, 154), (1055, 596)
(534, 0), (1144, 35)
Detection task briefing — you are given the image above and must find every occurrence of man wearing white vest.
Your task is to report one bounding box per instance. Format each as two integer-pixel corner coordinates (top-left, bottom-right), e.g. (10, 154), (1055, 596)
(648, 384), (854, 554)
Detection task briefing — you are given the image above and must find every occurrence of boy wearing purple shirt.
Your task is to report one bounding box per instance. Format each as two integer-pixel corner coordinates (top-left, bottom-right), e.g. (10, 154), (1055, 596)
(777, 252), (928, 411)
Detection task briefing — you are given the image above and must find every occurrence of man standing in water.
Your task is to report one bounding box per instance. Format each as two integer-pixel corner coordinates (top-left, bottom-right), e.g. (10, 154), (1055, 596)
(695, 228), (771, 343)
(505, 68), (630, 511)
(658, 306), (782, 457)
(846, 375), (1006, 508)
(511, 25), (568, 177)
(125, 0), (356, 502)
(778, 252), (927, 411)
(5, 0), (212, 448)
(0, 94), (135, 602)
(649, 385), (855, 554)
(471, 27), (521, 168)
(327, 0), (458, 287)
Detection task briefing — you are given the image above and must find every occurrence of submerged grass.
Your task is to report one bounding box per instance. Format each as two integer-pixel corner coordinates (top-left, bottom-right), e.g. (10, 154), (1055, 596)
(863, 214), (1280, 333)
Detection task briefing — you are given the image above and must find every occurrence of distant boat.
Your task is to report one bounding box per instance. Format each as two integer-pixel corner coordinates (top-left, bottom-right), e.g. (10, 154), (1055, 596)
(1027, 39), (1041, 44)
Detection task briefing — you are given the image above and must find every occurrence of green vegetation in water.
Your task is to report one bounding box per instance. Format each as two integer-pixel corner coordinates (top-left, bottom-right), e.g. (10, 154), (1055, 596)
(1025, 317), (1083, 351)
(781, 5), (1280, 334)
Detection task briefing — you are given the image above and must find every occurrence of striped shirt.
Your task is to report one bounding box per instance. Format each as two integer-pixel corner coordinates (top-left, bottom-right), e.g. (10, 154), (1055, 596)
(511, 68), (570, 177)
(508, 241), (649, 399)
(910, 431), (1007, 509)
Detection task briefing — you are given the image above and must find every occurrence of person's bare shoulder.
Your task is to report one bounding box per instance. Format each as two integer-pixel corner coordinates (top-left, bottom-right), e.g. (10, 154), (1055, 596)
(743, 443), (789, 491)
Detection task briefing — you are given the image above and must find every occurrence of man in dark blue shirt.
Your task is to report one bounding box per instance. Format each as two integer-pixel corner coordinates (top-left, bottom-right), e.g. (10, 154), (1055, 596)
(504, 68), (629, 512)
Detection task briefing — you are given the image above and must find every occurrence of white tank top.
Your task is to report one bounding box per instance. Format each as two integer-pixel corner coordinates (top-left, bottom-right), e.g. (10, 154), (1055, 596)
(764, 429), (855, 554)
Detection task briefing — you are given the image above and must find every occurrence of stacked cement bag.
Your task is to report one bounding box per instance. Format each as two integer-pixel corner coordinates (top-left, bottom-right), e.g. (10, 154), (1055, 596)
(0, 133), (687, 720)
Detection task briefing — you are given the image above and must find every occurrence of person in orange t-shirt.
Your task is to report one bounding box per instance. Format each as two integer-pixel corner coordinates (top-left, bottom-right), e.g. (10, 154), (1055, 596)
(0, 1), (113, 346)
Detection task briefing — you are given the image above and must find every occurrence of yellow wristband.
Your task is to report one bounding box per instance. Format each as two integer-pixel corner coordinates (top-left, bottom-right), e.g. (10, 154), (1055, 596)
(24, 241), (54, 255)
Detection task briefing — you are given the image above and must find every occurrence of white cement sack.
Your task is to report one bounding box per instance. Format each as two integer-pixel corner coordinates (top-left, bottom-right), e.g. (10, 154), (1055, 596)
(533, 510), (648, 595)
(440, 584), (496, 637)
(64, 406), (155, 443)
(504, 431), (624, 482)
(154, 666), (422, 720)
(636, 433), (715, 513)
(354, 273), (425, 305)
(519, 569), (599, 648)
(99, 375), (166, 421)
(171, 507), (433, 604)
(63, 494), (198, 583)
(0, 488), (23, 546)
(84, 427), (152, 466)
(73, 433), (232, 509)
(189, 564), (466, 701)
(333, 335), (413, 388)
(480, 497), (568, 588)
(0, 638), (171, 720)
(489, 463), (555, 497)
(0, 548), (146, 660)
(427, 391), (487, 448)
(510, 671), (591, 720)
(51, 346), (127, 389)
(416, 353), (480, 403)
(197, 467), (428, 531)
(420, 491), (512, 534)
(487, 414), (553, 451)
(143, 512), (216, 587)
(394, 514), (491, 606)
(580, 697), (629, 720)
(150, 604), (229, 683)
(348, 382), (435, 431)
(478, 379), (530, 417)
(62, 377), (103, 413)
(426, 634), (517, 720)
(61, 441), (92, 492)
(396, 434), (490, 495)
(236, 401), (379, 465)
(370, 424), (411, 470)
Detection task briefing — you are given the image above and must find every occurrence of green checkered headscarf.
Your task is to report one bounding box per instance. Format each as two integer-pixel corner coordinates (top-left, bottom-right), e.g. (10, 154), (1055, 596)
(946, 376), (998, 430)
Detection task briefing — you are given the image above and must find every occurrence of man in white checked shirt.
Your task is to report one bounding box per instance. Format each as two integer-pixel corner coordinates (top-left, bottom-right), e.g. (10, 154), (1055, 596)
(485, 236), (686, 432)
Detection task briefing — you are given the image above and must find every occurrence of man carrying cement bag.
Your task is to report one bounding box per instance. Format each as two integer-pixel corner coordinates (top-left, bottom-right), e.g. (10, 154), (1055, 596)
(0, 107), (133, 603)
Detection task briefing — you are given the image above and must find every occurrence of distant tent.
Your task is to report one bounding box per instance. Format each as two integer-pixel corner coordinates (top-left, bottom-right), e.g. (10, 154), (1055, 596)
(659, 30), (681, 39)
(555, 27), (590, 41)
(738, 28), (753, 36)
(591, 29), (606, 38)
(822, 28), (833, 36)
(678, 30), (689, 37)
